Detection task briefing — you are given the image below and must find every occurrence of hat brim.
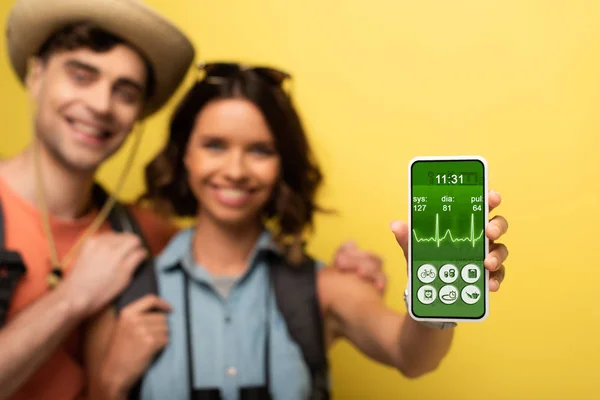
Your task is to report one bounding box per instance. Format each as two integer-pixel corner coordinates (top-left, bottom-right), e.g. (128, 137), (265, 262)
(6, 0), (195, 117)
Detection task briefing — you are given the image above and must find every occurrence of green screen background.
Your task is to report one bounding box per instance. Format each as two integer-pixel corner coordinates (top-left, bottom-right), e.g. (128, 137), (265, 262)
(411, 160), (486, 319)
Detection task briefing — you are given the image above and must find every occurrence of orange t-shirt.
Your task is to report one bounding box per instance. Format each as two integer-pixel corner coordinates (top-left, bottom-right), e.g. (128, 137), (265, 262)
(0, 177), (179, 400)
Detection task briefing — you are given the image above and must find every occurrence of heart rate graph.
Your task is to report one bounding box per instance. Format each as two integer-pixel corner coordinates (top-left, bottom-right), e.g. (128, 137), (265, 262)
(413, 213), (484, 247)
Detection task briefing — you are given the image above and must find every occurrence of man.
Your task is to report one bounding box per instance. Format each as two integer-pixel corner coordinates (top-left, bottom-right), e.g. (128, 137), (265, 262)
(0, 1), (195, 398)
(0, 2), (388, 399)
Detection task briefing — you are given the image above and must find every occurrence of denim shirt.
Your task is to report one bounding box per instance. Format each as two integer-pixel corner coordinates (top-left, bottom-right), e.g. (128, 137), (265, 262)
(140, 228), (314, 400)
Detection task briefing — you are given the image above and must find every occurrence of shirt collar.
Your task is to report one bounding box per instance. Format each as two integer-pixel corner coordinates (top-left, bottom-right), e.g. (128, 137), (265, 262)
(156, 227), (283, 274)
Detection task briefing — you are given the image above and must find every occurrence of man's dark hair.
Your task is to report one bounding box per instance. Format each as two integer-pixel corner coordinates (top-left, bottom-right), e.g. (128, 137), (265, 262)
(37, 22), (156, 99)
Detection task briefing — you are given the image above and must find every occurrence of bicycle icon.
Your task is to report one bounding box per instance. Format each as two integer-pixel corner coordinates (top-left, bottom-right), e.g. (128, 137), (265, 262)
(417, 264), (437, 283)
(420, 269), (436, 279)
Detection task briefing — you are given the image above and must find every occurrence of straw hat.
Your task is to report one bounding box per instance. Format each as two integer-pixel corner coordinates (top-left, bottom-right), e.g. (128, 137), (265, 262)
(5, 0), (195, 117)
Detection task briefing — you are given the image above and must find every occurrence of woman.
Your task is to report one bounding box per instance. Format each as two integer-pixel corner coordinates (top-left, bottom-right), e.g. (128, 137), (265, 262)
(88, 62), (509, 399)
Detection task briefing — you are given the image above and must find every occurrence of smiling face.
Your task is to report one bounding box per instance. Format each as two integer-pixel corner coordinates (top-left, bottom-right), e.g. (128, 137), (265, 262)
(184, 98), (281, 228)
(27, 44), (147, 173)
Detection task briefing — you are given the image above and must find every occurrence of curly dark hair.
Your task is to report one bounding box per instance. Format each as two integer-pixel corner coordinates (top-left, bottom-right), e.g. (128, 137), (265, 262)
(139, 68), (327, 261)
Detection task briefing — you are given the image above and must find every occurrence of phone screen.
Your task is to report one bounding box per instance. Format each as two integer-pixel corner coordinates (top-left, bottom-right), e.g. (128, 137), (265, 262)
(409, 158), (487, 320)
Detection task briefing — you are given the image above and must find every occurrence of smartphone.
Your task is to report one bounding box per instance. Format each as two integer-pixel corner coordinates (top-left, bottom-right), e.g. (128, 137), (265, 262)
(407, 156), (489, 322)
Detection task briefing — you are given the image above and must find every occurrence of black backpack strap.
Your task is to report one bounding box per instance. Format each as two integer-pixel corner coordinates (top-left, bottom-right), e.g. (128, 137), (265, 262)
(0, 193), (5, 247)
(91, 184), (158, 312)
(0, 194), (27, 328)
(92, 184), (158, 400)
(269, 253), (330, 400)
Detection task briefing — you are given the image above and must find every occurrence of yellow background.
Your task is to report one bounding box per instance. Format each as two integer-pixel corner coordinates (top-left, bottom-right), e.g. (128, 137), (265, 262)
(1, 0), (598, 399)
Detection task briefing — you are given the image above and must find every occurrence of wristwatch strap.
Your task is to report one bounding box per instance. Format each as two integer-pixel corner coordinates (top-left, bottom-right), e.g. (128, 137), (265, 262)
(404, 289), (457, 330)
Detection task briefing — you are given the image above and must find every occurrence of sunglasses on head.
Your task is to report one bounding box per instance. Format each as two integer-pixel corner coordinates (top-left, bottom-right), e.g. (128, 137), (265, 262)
(196, 62), (291, 87)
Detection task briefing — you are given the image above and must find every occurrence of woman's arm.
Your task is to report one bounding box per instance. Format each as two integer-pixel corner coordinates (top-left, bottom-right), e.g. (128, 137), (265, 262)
(319, 268), (454, 378)
(83, 296), (171, 400)
(84, 307), (124, 400)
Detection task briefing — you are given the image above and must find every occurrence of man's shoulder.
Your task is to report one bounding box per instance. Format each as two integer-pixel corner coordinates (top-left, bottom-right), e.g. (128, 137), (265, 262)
(123, 203), (180, 256)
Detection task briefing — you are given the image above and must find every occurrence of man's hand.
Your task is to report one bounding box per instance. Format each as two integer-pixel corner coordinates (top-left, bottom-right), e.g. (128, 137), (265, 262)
(0, 232), (148, 400)
(98, 295), (171, 398)
(389, 189), (509, 291)
(61, 232), (148, 318)
(331, 241), (387, 294)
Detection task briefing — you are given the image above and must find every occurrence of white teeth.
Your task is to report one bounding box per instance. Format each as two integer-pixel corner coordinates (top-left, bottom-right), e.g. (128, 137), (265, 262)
(71, 121), (104, 137)
(219, 188), (248, 200)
